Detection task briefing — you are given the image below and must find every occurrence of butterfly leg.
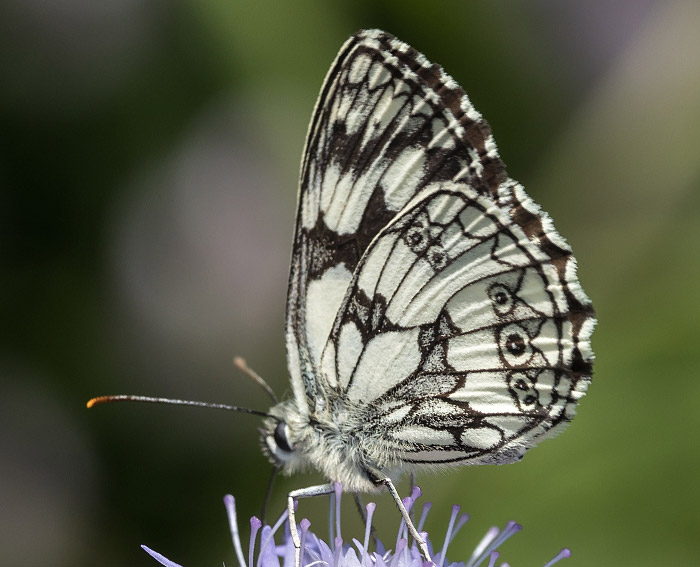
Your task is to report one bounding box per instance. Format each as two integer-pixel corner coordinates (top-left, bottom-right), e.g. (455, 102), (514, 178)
(287, 482), (335, 567)
(378, 477), (433, 564)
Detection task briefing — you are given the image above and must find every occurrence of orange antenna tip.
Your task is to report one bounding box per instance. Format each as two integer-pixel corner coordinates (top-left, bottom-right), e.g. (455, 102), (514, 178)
(87, 396), (106, 408)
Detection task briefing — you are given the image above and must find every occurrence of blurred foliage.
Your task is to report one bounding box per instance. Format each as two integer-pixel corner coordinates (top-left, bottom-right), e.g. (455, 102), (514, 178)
(2, 1), (699, 566)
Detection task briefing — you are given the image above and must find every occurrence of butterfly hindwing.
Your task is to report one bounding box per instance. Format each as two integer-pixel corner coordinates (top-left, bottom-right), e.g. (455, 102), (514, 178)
(287, 30), (512, 413)
(322, 182), (594, 465)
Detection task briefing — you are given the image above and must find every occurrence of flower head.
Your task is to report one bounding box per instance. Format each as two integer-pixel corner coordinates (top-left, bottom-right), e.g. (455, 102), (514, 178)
(142, 485), (571, 567)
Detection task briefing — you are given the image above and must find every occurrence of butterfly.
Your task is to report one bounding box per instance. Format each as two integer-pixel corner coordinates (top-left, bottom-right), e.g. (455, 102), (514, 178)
(90, 29), (595, 565)
(257, 28), (595, 562)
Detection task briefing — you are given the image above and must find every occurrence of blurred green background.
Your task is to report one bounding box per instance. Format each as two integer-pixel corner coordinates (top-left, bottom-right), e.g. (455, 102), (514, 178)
(2, 1), (699, 566)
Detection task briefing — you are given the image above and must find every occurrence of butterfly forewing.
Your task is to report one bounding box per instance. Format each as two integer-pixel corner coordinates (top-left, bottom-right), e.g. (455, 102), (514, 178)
(285, 29), (594, 469)
(288, 30), (513, 412)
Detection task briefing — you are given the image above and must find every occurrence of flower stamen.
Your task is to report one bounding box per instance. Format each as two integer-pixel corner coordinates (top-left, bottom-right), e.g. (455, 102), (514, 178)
(361, 502), (376, 564)
(544, 548), (572, 567)
(249, 516), (262, 567)
(224, 495), (247, 567)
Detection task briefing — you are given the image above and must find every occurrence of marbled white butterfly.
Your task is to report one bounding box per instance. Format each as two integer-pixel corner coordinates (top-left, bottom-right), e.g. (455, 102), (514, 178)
(258, 29), (595, 562)
(90, 29), (595, 565)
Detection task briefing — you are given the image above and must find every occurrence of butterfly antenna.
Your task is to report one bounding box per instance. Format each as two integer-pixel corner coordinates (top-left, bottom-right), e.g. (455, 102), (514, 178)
(233, 356), (279, 404)
(86, 394), (275, 419)
(261, 465), (279, 523)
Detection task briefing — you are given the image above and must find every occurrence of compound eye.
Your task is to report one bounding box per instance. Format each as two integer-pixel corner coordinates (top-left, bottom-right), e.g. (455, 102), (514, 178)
(273, 421), (294, 453)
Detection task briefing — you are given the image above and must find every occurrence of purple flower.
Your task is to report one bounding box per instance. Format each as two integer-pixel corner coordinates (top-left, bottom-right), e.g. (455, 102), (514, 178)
(142, 485), (571, 567)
